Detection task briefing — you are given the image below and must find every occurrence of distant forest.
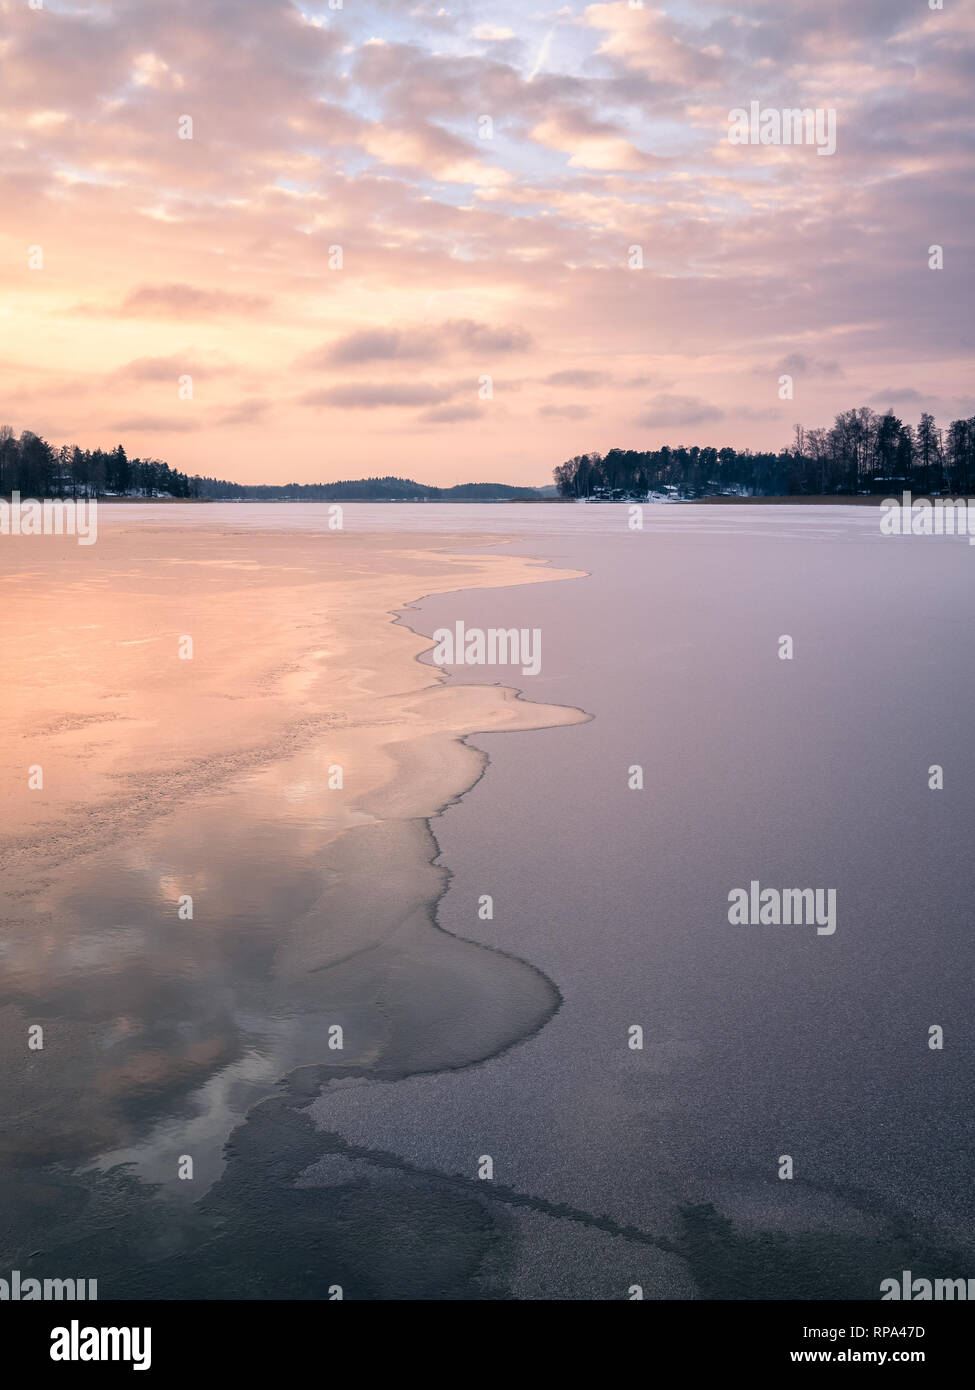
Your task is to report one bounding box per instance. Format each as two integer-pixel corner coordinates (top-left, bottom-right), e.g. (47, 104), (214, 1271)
(0, 427), (539, 500)
(190, 476), (542, 501)
(0, 425), (198, 499)
(3, 406), (974, 503)
(554, 408), (975, 499)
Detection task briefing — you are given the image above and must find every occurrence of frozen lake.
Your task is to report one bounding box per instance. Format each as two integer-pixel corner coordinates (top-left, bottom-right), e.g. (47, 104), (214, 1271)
(315, 503), (975, 1296)
(3, 503), (973, 1298)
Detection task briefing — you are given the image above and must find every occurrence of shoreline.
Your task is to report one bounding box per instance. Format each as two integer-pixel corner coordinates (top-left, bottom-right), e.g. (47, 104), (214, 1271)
(4, 493), (898, 505)
(1, 522), (591, 1190)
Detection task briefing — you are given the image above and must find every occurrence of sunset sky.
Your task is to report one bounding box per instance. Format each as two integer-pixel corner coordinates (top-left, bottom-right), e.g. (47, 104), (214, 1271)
(1, 0), (972, 486)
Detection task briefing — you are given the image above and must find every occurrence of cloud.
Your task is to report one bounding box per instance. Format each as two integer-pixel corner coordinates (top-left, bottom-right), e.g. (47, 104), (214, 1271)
(119, 284), (271, 318)
(215, 398), (272, 426)
(114, 355), (222, 381)
(108, 416), (199, 433)
(583, 2), (722, 86)
(312, 329), (420, 366)
(544, 370), (607, 388)
(307, 321), (533, 367)
(472, 26), (516, 42)
(419, 403), (483, 423)
(359, 120), (511, 186)
(766, 354), (844, 378)
(871, 388), (925, 404)
(634, 394), (725, 427)
(1, 0), (972, 481)
(531, 112), (667, 172)
(299, 382), (453, 409)
(539, 404), (592, 419)
(528, 28), (555, 83)
(624, 374), (677, 390)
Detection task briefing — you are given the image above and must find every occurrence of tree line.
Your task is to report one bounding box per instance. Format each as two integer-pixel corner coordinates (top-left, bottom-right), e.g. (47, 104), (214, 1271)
(553, 408), (975, 499)
(191, 475), (540, 500)
(8, 406), (972, 504)
(0, 427), (197, 499)
(0, 427), (540, 501)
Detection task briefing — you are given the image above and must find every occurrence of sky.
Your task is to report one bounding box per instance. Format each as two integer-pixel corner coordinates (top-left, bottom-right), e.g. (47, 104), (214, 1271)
(1, 0), (972, 487)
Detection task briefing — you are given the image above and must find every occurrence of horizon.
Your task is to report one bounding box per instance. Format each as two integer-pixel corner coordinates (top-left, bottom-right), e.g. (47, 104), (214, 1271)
(5, 398), (968, 498)
(3, 0), (973, 486)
